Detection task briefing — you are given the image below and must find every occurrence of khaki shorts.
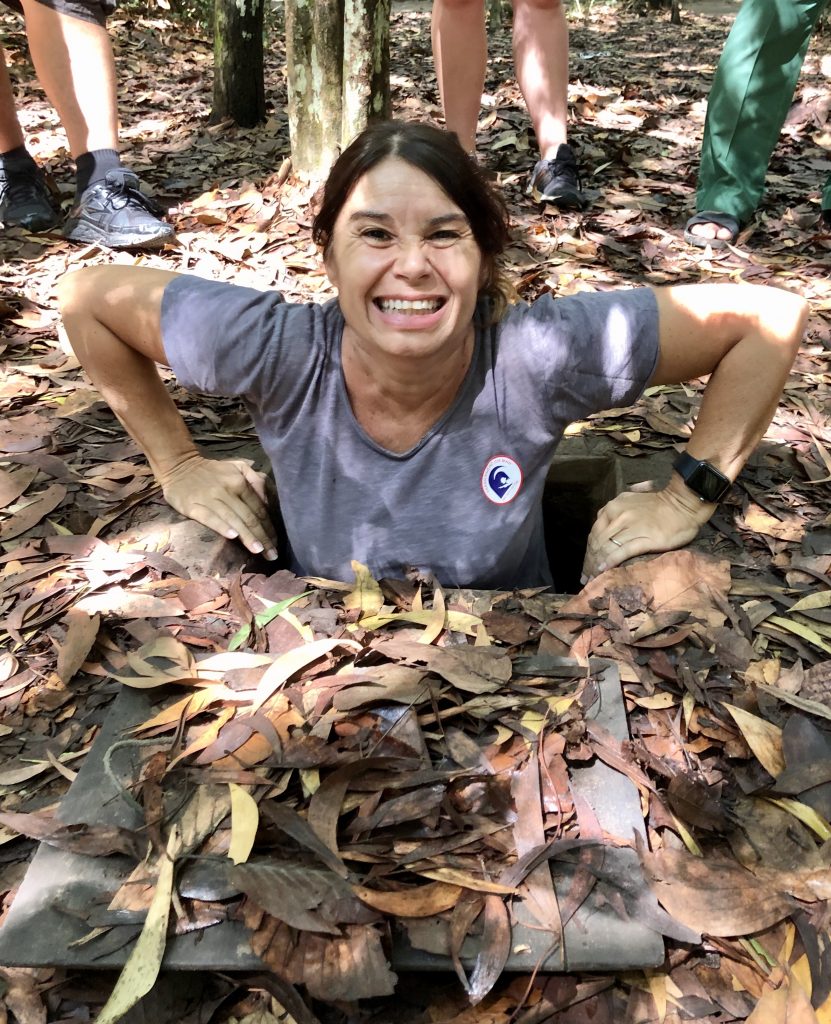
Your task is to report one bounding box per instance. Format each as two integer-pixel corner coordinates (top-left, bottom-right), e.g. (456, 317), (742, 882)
(1, 0), (114, 27)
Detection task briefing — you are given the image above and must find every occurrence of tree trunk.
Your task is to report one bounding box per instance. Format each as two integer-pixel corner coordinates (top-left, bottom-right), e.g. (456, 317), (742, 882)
(341, 0), (391, 149)
(211, 0), (266, 128)
(285, 0), (390, 176)
(286, 0), (345, 176)
(487, 0), (504, 38)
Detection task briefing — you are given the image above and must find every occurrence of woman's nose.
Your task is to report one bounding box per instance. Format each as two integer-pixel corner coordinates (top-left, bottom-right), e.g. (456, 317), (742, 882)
(394, 240), (430, 277)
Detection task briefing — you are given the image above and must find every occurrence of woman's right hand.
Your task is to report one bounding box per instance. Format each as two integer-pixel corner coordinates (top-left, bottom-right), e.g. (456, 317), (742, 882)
(157, 454), (278, 559)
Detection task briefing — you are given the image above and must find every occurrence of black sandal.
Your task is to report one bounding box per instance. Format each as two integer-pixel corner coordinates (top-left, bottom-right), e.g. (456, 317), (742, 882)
(684, 210), (740, 250)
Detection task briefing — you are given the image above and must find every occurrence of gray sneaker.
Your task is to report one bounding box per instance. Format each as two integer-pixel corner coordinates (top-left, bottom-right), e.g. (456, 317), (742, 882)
(0, 158), (60, 232)
(63, 168), (174, 249)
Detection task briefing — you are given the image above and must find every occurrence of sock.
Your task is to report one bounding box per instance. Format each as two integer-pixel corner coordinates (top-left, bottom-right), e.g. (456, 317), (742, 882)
(75, 149), (122, 196)
(0, 144), (36, 167)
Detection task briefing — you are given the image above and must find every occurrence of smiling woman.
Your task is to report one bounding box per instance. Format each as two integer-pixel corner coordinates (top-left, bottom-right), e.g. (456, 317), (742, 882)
(58, 121), (807, 591)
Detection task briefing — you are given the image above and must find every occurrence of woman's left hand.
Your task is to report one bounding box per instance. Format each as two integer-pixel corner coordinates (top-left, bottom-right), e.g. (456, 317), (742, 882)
(581, 477), (716, 582)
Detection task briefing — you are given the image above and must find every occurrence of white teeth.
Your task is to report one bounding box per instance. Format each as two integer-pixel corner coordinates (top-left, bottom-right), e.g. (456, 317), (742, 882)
(378, 298), (442, 314)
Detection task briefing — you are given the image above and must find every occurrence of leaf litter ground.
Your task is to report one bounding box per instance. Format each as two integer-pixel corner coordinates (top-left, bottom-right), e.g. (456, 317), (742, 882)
(1, 1), (831, 1022)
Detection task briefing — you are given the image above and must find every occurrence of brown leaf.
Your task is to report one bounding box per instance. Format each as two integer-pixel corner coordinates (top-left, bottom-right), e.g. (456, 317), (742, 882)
(56, 609), (100, 683)
(467, 894), (512, 1004)
(563, 550), (731, 629)
(0, 810), (141, 858)
(353, 881), (462, 918)
(640, 845), (792, 937)
(0, 465), (38, 510)
(0, 483), (66, 540)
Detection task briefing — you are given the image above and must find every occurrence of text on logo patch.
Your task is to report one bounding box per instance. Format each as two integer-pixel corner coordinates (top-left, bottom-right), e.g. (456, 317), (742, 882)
(481, 455), (523, 505)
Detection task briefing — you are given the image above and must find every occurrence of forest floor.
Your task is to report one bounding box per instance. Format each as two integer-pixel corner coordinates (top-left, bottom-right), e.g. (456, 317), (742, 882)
(1, 1), (831, 1022)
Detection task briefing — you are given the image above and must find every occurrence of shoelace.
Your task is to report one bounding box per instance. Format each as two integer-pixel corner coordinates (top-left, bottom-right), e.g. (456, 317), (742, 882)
(545, 155), (581, 191)
(101, 174), (166, 217)
(1, 170), (51, 208)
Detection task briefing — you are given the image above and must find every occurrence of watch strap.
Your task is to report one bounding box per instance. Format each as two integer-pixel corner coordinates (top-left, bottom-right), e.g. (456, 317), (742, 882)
(673, 451), (732, 503)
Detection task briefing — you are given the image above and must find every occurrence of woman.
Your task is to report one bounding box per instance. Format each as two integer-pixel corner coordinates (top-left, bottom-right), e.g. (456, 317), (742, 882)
(59, 121), (806, 589)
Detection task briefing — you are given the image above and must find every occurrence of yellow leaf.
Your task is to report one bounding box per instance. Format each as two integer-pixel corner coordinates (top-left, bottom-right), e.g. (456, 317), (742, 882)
(631, 693), (676, 709)
(682, 692), (695, 728)
(789, 591), (831, 613)
(722, 704), (785, 777)
(419, 584), (445, 645)
(791, 954), (812, 998)
(493, 725), (513, 746)
(228, 784), (258, 865)
(777, 922), (797, 967)
(273, 608), (314, 642)
(417, 867), (516, 894)
(765, 797), (831, 840)
(474, 623), (492, 646)
(670, 813), (703, 857)
(300, 768), (320, 796)
(645, 970), (667, 1023)
(96, 826), (180, 1024)
(359, 608), (482, 636)
(767, 616), (831, 655)
(167, 707), (235, 770)
(129, 686), (231, 735)
(817, 988), (831, 1024)
(344, 561), (384, 615)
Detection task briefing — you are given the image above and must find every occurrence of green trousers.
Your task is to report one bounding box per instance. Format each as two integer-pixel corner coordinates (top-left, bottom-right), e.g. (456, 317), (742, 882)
(697, 0), (830, 223)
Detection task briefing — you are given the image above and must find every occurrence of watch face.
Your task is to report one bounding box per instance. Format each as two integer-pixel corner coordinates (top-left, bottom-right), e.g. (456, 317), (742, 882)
(687, 462), (730, 503)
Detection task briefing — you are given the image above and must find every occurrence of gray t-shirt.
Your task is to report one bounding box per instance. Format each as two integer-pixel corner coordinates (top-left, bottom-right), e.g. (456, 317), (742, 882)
(162, 277), (659, 588)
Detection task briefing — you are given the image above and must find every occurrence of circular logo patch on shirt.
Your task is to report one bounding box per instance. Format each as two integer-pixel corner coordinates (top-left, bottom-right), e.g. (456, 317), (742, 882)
(481, 455), (523, 505)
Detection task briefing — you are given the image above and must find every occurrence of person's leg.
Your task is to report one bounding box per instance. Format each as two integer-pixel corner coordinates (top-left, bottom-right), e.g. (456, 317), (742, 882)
(431, 0), (487, 154)
(0, 43), (59, 229)
(691, 0), (826, 242)
(512, 0), (583, 208)
(511, 0), (568, 159)
(18, 0), (172, 246)
(0, 48), (26, 152)
(20, 0), (117, 158)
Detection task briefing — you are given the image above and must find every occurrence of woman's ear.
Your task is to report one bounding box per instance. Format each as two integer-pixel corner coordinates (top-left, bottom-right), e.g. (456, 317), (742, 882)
(323, 248), (339, 289)
(478, 256), (492, 292)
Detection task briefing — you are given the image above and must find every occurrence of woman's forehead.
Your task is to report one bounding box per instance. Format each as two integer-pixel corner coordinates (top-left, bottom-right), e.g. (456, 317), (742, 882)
(339, 156), (464, 218)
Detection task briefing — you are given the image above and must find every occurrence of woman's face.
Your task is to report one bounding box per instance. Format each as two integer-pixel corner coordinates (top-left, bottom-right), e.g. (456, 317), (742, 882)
(324, 156), (485, 362)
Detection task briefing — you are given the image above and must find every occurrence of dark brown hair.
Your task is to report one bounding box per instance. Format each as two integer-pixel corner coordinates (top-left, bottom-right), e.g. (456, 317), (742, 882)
(312, 121), (512, 316)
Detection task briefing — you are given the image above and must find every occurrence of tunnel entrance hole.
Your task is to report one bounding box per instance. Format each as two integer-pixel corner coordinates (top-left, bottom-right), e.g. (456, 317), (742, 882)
(543, 454), (623, 594)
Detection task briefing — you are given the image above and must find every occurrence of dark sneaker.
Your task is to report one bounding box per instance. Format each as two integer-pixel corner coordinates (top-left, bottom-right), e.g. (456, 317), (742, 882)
(529, 144), (586, 210)
(63, 168), (174, 249)
(0, 158), (60, 232)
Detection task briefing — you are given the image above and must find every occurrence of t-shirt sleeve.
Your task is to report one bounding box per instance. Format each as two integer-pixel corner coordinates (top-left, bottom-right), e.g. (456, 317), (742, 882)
(161, 274), (298, 400)
(500, 287), (660, 428)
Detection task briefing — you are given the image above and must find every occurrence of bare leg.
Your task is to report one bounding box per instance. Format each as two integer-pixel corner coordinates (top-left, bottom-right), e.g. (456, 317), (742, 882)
(511, 0), (569, 159)
(432, 0), (487, 153)
(0, 48), (26, 152)
(20, 0), (118, 158)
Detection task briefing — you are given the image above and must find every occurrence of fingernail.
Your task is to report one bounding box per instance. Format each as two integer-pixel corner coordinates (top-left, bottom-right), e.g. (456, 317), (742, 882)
(266, 548), (278, 560)
(579, 573), (588, 586)
(597, 563), (606, 573)
(251, 541), (264, 553)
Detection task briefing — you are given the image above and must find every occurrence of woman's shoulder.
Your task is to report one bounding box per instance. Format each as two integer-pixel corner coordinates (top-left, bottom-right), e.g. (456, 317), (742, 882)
(164, 274), (342, 343)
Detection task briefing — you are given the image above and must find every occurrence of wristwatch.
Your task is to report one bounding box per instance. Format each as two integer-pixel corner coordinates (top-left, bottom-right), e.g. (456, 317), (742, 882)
(672, 451), (732, 503)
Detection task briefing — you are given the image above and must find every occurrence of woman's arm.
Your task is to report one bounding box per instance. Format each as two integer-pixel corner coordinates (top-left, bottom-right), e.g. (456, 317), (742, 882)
(58, 266), (278, 558)
(582, 282), (807, 579)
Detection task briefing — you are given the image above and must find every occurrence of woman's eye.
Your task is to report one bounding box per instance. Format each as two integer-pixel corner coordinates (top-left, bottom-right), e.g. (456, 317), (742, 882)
(361, 228), (392, 242)
(429, 230), (460, 243)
